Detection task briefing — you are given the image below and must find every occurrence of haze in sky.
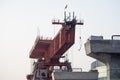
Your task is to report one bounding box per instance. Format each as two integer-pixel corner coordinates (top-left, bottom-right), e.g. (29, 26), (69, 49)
(0, 0), (120, 80)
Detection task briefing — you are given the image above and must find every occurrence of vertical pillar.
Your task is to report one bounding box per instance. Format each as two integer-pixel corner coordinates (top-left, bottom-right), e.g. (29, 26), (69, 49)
(107, 54), (120, 80)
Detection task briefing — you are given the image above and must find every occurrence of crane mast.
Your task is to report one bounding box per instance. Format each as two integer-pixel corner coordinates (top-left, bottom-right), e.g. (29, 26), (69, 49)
(27, 11), (83, 80)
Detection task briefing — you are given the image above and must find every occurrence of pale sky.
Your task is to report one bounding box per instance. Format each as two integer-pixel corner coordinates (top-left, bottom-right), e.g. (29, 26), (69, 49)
(0, 0), (120, 80)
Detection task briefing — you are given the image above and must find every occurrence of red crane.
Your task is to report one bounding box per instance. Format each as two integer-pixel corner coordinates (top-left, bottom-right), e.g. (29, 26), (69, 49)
(27, 12), (83, 80)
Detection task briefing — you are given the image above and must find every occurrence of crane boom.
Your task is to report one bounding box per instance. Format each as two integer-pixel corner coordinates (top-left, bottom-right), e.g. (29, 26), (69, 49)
(30, 12), (83, 63)
(27, 11), (83, 80)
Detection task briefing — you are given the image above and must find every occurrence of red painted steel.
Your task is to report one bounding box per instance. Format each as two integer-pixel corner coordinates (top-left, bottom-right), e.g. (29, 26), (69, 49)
(26, 74), (33, 80)
(29, 20), (83, 63)
(30, 37), (52, 59)
(27, 12), (84, 80)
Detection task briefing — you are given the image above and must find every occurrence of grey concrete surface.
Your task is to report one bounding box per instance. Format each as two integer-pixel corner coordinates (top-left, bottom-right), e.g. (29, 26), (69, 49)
(85, 36), (120, 80)
(52, 71), (98, 80)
